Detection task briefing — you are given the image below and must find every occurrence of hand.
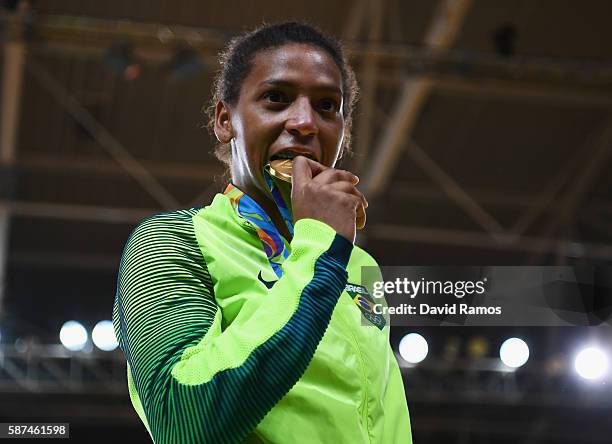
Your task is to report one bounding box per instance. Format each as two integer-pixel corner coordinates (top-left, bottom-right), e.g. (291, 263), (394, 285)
(291, 156), (368, 243)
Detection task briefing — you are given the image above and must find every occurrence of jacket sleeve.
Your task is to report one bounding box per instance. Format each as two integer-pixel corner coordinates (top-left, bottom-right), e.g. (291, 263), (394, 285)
(112, 210), (352, 444)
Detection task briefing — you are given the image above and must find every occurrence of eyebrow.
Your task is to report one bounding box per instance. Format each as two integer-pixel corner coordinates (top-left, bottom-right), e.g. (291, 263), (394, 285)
(259, 79), (342, 95)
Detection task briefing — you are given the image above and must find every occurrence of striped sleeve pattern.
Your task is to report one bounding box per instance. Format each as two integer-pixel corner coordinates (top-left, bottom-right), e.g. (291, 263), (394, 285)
(112, 209), (353, 444)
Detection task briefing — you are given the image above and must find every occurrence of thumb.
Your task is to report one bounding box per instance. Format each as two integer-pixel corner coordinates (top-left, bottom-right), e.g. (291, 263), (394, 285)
(291, 155), (323, 186)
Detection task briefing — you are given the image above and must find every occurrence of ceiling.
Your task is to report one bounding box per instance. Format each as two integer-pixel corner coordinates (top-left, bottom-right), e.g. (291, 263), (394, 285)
(3, 0), (612, 365)
(1, 1), (612, 442)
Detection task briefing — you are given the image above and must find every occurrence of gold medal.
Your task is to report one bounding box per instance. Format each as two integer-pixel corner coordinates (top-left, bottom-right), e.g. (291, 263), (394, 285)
(268, 159), (366, 230)
(269, 159), (293, 183)
(356, 204), (366, 230)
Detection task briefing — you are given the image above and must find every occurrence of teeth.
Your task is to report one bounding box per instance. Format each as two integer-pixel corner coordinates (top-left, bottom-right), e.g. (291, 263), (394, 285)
(271, 151), (314, 161)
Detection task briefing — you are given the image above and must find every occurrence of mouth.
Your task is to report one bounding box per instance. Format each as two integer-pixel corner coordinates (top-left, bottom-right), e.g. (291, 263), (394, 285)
(269, 148), (319, 163)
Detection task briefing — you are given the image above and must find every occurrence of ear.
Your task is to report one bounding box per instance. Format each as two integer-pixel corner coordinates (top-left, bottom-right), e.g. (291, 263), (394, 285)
(214, 100), (233, 143)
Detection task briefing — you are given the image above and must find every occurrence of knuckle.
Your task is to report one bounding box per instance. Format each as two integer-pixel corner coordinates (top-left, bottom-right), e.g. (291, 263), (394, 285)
(341, 195), (359, 208)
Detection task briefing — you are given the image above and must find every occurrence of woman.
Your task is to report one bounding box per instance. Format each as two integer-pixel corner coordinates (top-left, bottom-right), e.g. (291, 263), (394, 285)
(112, 22), (412, 444)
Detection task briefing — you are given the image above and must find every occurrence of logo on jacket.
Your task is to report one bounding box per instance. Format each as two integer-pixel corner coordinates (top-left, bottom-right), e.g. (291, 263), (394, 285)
(345, 283), (386, 330)
(258, 270), (278, 289)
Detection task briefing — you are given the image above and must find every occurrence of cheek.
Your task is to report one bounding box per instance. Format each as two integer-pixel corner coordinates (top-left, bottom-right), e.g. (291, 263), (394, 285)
(324, 121), (345, 149)
(253, 119), (283, 154)
(246, 111), (274, 137)
(242, 129), (273, 168)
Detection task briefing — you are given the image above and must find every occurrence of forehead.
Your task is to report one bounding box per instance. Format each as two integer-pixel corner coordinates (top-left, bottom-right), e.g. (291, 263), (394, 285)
(243, 43), (343, 92)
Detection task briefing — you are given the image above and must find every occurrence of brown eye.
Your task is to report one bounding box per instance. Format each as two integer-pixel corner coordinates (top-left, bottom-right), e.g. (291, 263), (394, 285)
(263, 91), (287, 103)
(319, 98), (338, 112)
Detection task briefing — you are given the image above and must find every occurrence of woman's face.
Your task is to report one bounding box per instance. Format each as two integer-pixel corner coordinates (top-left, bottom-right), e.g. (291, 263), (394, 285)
(216, 43), (346, 196)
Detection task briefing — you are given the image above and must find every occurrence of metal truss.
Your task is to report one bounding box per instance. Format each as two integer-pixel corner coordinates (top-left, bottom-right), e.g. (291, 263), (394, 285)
(0, 343), (126, 394)
(22, 10), (612, 248)
(0, 5), (611, 286)
(400, 355), (612, 443)
(362, 0), (474, 197)
(1, 6), (27, 314)
(398, 354), (612, 406)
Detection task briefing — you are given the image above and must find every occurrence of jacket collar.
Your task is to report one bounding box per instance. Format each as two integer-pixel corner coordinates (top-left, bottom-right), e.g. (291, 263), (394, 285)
(223, 169), (293, 278)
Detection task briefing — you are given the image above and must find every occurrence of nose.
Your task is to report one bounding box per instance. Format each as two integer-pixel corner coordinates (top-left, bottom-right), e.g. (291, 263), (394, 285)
(285, 97), (318, 137)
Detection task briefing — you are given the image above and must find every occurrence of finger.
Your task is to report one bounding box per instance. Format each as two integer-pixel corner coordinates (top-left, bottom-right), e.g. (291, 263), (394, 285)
(328, 181), (368, 209)
(291, 156), (326, 186)
(290, 156), (311, 185)
(312, 168), (359, 186)
(327, 181), (363, 197)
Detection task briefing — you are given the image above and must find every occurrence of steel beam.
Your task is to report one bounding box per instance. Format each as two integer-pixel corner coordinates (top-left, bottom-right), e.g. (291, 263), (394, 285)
(29, 14), (612, 87)
(369, 223), (612, 260)
(25, 58), (181, 210)
(0, 207), (9, 315)
(342, 0), (368, 41)
(362, 0), (473, 197)
(0, 33), (25, 166)
(433, 77), (612, 107)
(362, 76), (432, 195)
(527, 116), (612, 263)
(4, 197), (611, 262)
(352, 0), (384, 173)
(0, 7), (27, 315)
(3, 200), (156, 224)
(389, 182), (612, 213)
(406, 140), (505, 236)
(13, 153), (612, 214)
(16, 153), (223, 182)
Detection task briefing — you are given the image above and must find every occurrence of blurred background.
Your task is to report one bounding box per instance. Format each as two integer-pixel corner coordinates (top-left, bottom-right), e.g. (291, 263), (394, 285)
(1, 0), (611, 442)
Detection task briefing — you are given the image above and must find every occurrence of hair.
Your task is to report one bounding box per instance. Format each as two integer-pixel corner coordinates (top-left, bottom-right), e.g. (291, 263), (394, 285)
(205, 21), (359, 169)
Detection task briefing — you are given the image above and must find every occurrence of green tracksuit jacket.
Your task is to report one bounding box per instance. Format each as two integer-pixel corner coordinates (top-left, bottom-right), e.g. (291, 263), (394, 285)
(112, 171), (412, 443)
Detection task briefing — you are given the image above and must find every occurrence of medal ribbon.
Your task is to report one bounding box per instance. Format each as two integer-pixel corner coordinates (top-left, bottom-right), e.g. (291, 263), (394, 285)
(223, 169), (293, 278)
